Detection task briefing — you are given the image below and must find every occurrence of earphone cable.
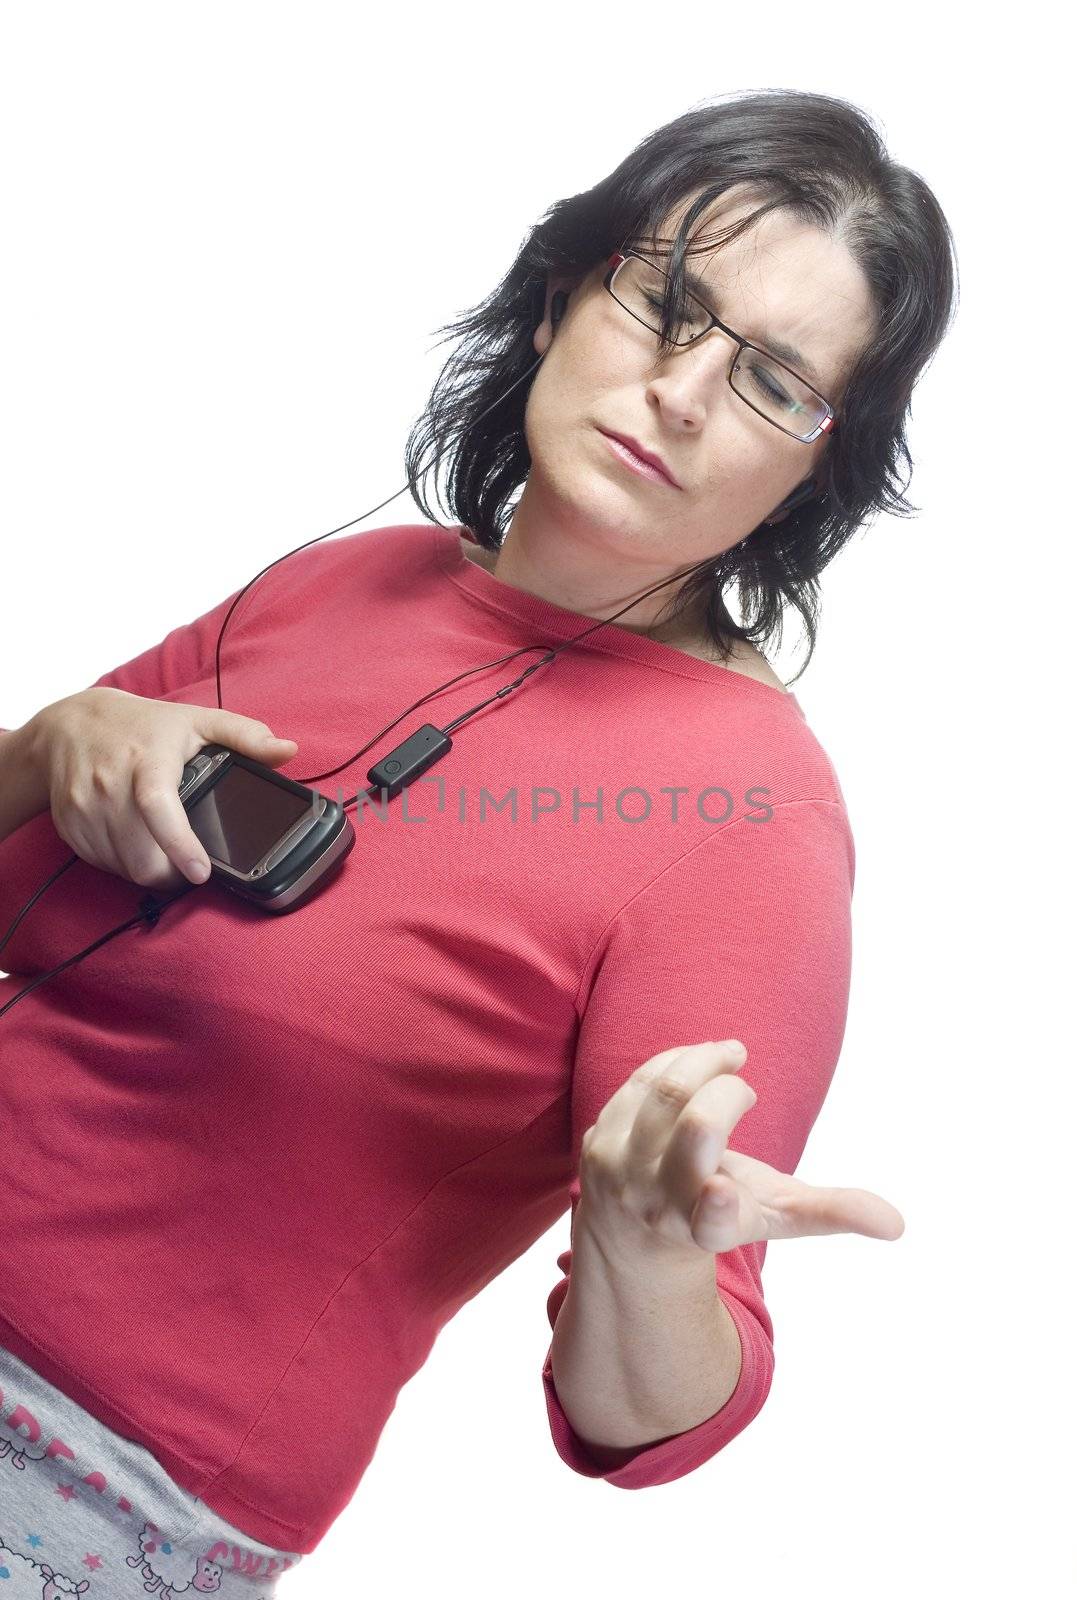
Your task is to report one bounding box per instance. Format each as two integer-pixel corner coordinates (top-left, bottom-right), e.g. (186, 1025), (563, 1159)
(2, 335), (724, 1013)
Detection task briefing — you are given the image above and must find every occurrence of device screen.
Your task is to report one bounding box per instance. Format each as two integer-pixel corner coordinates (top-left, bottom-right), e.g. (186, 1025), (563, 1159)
(187, 765), (314, 874)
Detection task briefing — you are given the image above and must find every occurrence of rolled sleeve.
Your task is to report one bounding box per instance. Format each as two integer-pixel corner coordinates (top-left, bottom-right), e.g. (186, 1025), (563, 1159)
(540, 798), (855, 1484)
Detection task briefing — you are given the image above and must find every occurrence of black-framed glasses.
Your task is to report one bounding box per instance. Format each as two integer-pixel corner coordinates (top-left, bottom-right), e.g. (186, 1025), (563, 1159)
(603, 247), (838, 444)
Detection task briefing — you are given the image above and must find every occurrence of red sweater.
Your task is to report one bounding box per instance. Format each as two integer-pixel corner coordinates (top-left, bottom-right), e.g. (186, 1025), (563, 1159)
(0, 522), (855, 1553)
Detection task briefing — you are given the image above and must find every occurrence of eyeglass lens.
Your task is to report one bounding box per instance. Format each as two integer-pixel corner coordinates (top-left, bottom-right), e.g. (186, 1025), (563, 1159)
(611, 256), (828, 441)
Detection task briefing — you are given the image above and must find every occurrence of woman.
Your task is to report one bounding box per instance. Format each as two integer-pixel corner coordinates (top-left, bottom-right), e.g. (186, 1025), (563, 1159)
(0, 88), (957, 1589)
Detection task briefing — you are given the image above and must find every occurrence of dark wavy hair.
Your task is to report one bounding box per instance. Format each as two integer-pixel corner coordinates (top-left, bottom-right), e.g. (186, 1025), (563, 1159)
(403, 87), (959, 683)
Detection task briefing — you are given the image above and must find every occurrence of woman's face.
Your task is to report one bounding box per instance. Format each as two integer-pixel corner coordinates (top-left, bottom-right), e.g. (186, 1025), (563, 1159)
(519, 186), (878, 589)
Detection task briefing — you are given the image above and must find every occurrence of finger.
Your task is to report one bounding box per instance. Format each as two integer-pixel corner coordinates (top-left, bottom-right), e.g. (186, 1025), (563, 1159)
(771, 1182), (906, 1242)
(655, 1071), (758, 1225)
(624, 1041), (750, 1167)
(54, 764), (125, 876)
(100, 801), (184, 890)
(129, 764), (212, 886)
(701, 1150), (906, 1245)
(690, 1168), (746, 1248)
(200, 710), (297, 765)
(583, 1043), (698, 1148)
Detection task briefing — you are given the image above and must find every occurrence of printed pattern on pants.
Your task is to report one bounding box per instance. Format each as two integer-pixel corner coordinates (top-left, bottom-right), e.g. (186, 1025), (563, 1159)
(0, 1344), (303, 1596)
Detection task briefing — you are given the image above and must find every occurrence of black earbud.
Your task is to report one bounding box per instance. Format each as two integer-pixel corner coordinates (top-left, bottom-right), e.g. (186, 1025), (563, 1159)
(550, 289), (569, 331)
(763, 475), (818, 524)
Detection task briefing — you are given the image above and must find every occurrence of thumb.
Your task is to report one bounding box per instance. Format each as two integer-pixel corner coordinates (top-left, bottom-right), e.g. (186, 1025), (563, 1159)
(200, 710), (298, 765)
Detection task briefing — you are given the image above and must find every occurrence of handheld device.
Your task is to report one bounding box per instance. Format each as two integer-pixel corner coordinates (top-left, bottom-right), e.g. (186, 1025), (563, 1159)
(2, 293), (735, 1014)
(178, 745), (355, 913)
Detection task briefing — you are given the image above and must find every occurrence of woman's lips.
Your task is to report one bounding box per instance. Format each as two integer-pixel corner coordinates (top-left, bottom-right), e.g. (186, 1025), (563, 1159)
(599, 430), (679, 488)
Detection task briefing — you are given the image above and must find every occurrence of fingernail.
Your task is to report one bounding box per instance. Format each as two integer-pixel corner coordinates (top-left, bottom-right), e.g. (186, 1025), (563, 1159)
(187, 858), (210, 883)
(721, 1039), (747, 1058)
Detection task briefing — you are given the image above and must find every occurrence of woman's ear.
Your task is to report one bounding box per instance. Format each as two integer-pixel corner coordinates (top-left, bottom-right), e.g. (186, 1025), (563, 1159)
(533, 277), (576, 355)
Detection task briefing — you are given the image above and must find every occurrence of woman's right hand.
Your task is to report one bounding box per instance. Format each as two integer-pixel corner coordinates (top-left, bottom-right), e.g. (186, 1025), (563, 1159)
(24, 686), (299, 892)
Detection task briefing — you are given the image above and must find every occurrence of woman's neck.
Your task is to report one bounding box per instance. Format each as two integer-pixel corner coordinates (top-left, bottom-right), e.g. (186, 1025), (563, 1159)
(456, 535), (787, 690)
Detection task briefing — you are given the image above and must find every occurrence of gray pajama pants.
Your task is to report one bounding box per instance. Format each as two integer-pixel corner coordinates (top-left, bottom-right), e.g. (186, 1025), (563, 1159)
(0, 1340), (306, 1596)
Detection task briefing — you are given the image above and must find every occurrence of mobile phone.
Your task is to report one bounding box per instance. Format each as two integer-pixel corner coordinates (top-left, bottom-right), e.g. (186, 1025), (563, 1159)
(177, 744), (355, 913)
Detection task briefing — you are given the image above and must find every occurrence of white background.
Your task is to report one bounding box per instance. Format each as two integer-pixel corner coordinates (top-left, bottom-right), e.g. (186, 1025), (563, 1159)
(2, 4), (1073, 1596)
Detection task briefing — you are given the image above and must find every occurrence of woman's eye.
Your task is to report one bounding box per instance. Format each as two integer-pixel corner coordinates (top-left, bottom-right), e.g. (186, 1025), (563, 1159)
(644, 292), (706, 328)
(751, 367), (793, 406)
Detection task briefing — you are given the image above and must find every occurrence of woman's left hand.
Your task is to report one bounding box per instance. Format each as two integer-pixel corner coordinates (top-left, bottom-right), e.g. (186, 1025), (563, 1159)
(577, 1040), (905, 1264)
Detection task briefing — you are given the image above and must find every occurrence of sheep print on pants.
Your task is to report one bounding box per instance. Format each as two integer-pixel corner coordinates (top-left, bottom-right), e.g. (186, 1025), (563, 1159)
(0, 1341), (305, 1596)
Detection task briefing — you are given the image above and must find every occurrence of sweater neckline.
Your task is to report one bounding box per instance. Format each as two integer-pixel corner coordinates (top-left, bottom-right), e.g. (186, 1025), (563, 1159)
(430, 523), (804, 713)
